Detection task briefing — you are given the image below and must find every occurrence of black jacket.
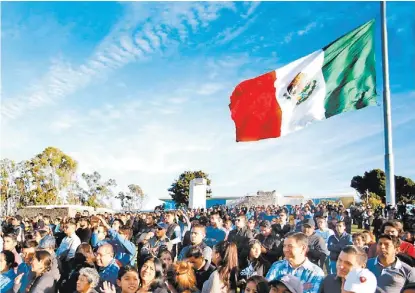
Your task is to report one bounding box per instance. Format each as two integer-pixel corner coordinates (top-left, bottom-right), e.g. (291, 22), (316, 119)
(194, 261), (216, 291)
(255, 232), (283, 264)
(228, 227), (254, 260)
(272, 223), (291, 239)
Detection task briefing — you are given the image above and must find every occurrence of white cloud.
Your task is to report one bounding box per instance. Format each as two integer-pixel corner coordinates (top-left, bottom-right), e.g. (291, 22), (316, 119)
(196, 83), (226, 96)
(281, 21), (318, 44)
(215, 15), (258, 45)
(1, 2), (237, 122)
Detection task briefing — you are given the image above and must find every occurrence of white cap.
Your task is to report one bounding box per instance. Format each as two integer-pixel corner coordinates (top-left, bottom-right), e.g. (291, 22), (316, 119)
(344, 268), (377, 293)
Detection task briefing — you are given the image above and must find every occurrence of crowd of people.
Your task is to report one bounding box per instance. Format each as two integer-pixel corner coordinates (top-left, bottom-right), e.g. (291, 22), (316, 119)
(0, 202), (414, 293)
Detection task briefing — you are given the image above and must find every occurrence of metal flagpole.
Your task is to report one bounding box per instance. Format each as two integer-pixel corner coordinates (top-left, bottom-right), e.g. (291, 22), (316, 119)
(381, 1), (396, 206)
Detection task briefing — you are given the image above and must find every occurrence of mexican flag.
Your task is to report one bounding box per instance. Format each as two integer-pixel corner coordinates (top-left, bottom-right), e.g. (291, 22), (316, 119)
(229, 20), (377, 142)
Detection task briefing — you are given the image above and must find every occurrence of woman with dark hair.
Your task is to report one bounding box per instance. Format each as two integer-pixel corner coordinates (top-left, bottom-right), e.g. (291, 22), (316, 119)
(239, 240), (270, 283)
(157, 249), (173, 276)
(0, 250), (17, 293)
(101, 266), (140, 293)
(201, 241), (239, 293)
(14, 250), (56, 293)
(166, 261), (199, 293)
(137, 256), (168, 293)
(244, 276), (269, 293)
(59, 243), (97, 293)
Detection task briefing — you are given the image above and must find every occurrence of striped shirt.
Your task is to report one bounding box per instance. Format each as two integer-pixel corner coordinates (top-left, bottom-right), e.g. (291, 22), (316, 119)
(266, 258), (324, 293)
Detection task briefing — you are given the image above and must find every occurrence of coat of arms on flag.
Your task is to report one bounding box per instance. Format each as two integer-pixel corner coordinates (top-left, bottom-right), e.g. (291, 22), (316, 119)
(283, 72), (318, 106)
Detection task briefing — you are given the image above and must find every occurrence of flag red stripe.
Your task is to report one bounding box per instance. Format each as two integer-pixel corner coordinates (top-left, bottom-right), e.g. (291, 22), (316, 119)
(229, 71), (282, 142)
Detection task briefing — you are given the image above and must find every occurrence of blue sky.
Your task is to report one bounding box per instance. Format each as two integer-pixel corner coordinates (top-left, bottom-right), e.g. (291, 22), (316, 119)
(1, 1), (414, 209)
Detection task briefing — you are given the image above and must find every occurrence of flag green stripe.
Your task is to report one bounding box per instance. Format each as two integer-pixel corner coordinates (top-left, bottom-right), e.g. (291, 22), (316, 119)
(322, 20), (377, 118)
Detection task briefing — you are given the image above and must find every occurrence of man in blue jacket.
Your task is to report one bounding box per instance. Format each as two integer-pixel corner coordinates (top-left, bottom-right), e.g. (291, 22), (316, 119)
(327, 220), (353, 274)
(91, 216), (136, 267)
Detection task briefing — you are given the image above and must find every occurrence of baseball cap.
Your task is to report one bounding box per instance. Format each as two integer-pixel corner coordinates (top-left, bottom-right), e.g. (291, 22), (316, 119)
(275, 275), (303, 293)
(344, 268), (377, 293)
(302, 219), (315, 228)
(38, 235), (56, 249)
(157, 223), (168, 230)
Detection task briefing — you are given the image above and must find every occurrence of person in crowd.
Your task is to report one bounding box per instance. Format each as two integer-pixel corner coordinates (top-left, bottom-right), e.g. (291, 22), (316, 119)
(239, 239), (270, 283)
(319, 245), (368, 293)
(56, 220), (81, 265)
(255, 220), (283, 264)
(342, 211), (352, 234)
(402, 231), (414, 245)
(367, 234), (415, 293)
(244, 275), (269, 293)
(11, 216), (25, 248)
(266, 232), (325, 293)
(34, 230), (48, 245)
(75, 267), (100, 293)
(165, 261), (199, 293)
(15, 240), (38, 293)
(205, 213), (226, 248)
(269, 275), (303, 293)
(137, 256), (169, 293)
(223, 219), (234, 240)
(185, 246), (215, 291)
(157, 249), (174, 274)
(92, 216), (136, 267)
(272, 211), (291, 239)
(227, 215), (254, 262)
(379, 220), (415, 258)
(100, 266), (140, 293)
(327, 221), (353, 274)
(362, 230), (377, 256)
(95, 243), (119, 287)
(59, 243), (96, 293)
(179, 224), (212, 266)
(315, 217), (334, 245)
(247, 219), (259, 238)
(352, 233), (367, 251)
(302, 219), (329, 268)
(76, 217), (92, 243)
(140, 222), (172, 258)
(372, 212), (384, 241)
(164, 211), (182, 260)
(14, 250), (56, 293)
(2, 234), (22, 269)
(37, 235), (61, 281)
(0, 250), (17, 293)
(202, 241), (239, 293)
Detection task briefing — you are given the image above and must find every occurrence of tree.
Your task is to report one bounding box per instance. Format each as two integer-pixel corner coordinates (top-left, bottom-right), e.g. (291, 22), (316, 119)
(116, 184), (147, 211)
(168, 170), (212, 208)
(351, 169), (415, 204)
(25, 147), (78, 205)
(128, 184), (147, 211)
(395, 176), (415, 203)
(0, 159), (20, 216)
(81, 171), (116, 207)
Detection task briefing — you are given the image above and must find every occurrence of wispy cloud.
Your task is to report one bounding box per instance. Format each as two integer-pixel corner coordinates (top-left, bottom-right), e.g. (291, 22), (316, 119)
(215, 15), (258, 45)
(1, 2), (237, 122)
(281, 21), (318, 44)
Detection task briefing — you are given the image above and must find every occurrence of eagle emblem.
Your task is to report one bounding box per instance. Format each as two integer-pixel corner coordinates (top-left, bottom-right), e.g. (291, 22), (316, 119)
(283, 72), (317, 106)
